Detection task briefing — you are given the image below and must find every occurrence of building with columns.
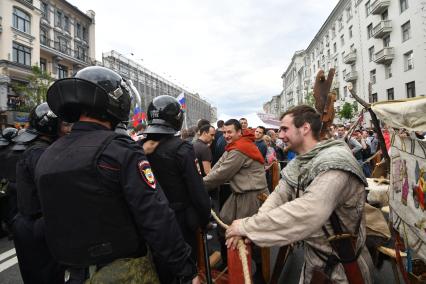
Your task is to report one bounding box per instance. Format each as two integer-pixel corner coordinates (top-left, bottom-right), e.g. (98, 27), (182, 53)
(264, 0), (425, 123)
(0, 0), (95, 125)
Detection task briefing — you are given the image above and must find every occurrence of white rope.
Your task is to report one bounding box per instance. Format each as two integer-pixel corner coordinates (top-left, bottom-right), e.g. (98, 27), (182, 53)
(211, 210), (252, 284)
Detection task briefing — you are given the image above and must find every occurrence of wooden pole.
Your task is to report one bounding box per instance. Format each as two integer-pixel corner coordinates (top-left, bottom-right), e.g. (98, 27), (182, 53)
(348, 85), (390, 176)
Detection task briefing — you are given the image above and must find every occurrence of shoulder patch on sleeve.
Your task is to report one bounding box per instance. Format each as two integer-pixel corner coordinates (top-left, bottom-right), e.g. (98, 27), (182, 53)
(138, 160), (157, 190)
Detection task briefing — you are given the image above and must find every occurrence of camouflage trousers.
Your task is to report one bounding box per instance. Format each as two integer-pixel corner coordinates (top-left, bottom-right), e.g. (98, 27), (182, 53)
(85, 254), (160, 284)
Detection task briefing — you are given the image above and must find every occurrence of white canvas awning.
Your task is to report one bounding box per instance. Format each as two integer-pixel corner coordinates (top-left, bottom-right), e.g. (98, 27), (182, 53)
(371, 97), (426, 132)
(217, 113), (279, 129)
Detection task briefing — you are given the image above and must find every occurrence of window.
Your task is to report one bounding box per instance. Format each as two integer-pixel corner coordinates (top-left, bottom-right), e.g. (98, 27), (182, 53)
(13, 8), (31, 34)
(349, 26), (353, 38)
(340, 34), (345, 46)
(381, 10), (388, 20)
(333, 42), (337, 53)
(12, 42), (31, 66)
(64, 16), (69, 32)
(387, 88), (394, 100)
(368, 46), (375, 62)
(40, 28), (48, 45)
(385, 64), (392, 79)
(383, 35), (390, 47)
(55, 10), (62, 27)
(367, 23), (373, 39)
(332, 26), (336, 38)
(41, 2), (49, 21)
(365, 1), (371, 16)
(400, 0), (408, 13)
(402, 21), (411, 42)
(346, 6), (353, 21)
(370, 69), (376, 84)
(371, 93), (378, 103)
(341, 51), (345, 61)
(40, 58), (47, 73)
(75, 22), (82, 38)
(55, 36), (70, 55)
(58, 65), (68, 79)
(344, 86), (348, 97)
(350, 44), (355, 52)
(404, 50), (414, 71)
(406, 81), (416, 98)
(338, 16), (343, 30)
(82, 26), (88, 41)
(75, 45), (87, 61)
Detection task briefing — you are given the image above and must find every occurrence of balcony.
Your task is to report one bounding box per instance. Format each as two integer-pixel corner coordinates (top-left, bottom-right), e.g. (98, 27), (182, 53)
(40, 38), (89, 64)
(372, 20), (392, 38)
(344, 71), (358, 82)
(343, 50), (357, 64)
(371, 0), (390, 15)
(373, 47), (394, 64)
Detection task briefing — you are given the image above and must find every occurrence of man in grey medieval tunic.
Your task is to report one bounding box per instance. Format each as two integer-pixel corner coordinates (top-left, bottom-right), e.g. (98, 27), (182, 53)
(225, 105), (373, 284)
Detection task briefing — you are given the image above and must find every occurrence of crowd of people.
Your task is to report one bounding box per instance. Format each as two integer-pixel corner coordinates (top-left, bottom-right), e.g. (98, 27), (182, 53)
(0, 64), (416, 284)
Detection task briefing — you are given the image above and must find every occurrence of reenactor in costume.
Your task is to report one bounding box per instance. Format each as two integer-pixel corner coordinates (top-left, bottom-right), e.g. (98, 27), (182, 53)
(141, 95), (211, 283)
(36, 66), (199, 284)
(226, 105), (374, 284)
(12, 102), (65, 283)
(202, 118), (269, 276)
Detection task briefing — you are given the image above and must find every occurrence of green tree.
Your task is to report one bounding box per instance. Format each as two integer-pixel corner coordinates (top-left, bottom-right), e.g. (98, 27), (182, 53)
(339, 102), (354, 120)
(304, 91), (315, 107)
(12, 65), (54, 112)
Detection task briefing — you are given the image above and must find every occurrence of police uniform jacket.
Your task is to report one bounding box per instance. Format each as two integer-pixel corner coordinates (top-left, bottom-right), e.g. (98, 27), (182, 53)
(146, 136), (211, 237)
(16, 138), (51, 217)
(35, 122), (196, 279)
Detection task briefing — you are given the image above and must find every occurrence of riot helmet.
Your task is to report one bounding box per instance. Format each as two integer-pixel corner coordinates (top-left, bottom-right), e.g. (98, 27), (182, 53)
(0, 127), (18, 147)
(144, 95), (184, 134)
(46, 66), (131, 126)
(13, 103), (59, 143)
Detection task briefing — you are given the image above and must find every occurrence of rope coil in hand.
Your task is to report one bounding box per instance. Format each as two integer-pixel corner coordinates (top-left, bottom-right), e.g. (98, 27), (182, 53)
(210, 210), (252, 284)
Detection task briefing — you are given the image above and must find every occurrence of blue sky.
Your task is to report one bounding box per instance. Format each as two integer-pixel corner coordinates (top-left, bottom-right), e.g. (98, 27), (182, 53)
(69, 0), (339, 118)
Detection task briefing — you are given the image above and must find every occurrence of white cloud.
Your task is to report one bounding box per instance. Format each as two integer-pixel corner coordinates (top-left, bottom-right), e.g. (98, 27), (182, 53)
(69, 0), (339, 117)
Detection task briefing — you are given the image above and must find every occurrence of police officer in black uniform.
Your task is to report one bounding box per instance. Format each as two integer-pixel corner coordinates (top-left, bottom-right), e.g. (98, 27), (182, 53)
(36, 66), (199, 284)
(142, 95), (211, 283)
(12, 102), (65, 284)
(0, 127), (18, 237)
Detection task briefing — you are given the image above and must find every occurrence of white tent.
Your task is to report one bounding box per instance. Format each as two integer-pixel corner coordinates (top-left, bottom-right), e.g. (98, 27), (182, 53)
(217, 113), (279, 129)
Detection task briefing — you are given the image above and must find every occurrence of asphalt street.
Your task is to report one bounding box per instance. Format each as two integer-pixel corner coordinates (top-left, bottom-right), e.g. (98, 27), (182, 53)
(0, 236), (22, 284)
(0, 234), (400, 284)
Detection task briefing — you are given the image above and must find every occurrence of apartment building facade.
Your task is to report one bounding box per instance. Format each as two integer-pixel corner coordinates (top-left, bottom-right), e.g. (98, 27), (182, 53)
(281, 50), (306, 113)
(0, 0), (95, 124)
(263, 94), (282, 119)
(102, 50), (213, 127)
(265, 0), (425, 120)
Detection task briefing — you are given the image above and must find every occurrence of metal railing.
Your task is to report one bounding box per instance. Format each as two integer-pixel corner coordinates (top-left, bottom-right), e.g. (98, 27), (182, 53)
(40, 38), (88, 62)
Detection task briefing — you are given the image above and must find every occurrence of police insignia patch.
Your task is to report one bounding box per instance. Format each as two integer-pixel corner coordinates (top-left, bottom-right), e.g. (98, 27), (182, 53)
(138, 160), (156, 189)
